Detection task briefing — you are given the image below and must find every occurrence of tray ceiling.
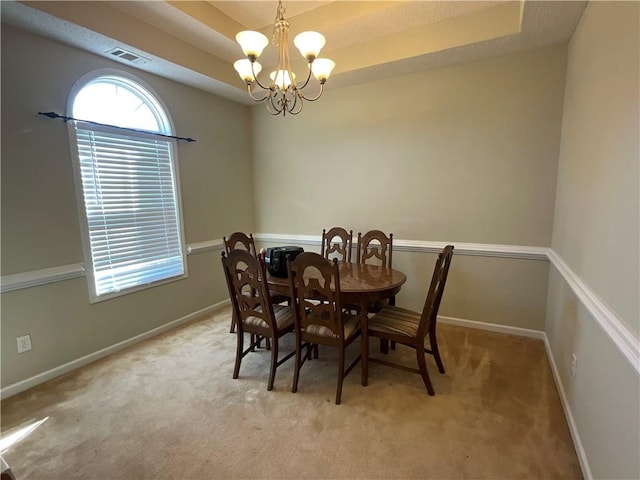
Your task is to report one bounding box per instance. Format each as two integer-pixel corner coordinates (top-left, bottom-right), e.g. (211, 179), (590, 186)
(1, 1), (587, 105)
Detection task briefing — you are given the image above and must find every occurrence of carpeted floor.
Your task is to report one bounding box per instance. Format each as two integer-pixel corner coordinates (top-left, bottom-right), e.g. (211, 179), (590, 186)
(1, 306), (582, 479)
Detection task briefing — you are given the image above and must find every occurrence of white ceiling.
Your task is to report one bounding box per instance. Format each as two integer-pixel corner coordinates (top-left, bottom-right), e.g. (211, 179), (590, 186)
(1, 1), (587, 105)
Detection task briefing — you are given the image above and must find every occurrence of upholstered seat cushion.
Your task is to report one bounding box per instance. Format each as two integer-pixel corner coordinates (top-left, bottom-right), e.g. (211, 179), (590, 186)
(303, 314), (360, 340)
(368, 305), (421, 337)
(244, 304), (294, 330)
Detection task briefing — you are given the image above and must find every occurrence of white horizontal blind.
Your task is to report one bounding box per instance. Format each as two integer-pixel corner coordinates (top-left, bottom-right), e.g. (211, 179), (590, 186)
(75, 122), (185, 296)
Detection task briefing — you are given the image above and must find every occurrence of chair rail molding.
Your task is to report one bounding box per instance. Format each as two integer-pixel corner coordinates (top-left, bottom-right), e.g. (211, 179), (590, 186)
(393, 239), (548, 260)
(255, 233), (549, 260)
(186, 238), (224, 255)
(0, 240), (224, 293)
(547, 249), (640, 375)
(256, 232), (321, 247)
(0, 263), (86, 293)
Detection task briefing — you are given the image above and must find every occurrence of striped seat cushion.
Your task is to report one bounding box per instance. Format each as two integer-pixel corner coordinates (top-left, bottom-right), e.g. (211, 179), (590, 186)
(368, 305), (421, 337)
(304, 314), (360, 340)
(244, 304), (294, 330)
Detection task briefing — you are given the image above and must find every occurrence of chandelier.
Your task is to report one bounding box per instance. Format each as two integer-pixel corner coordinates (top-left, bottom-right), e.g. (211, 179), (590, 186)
(233, 1), (335, 116)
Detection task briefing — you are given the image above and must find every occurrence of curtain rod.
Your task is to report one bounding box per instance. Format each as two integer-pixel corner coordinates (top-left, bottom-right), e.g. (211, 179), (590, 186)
(38, 112), (196, 143)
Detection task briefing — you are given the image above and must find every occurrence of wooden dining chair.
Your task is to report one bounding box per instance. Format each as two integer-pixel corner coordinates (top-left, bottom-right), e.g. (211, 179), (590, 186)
(356, 229), (396, 348)
(356, 229), (395, 307)
(221, 249), (296, 391)
(224, 231), (258, 255)
(356, 230), (393, 269)
(367, 245), (454, 395)
(224, 232), (289, 335)
(287, 252), (362, 405)
(321, 227), (353, 262)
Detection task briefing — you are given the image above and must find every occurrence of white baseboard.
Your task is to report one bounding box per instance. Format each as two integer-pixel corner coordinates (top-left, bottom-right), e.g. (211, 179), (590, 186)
(0, 299), (230, 400)
(542, 335), (593, 479)
(438, 315), (546, 340)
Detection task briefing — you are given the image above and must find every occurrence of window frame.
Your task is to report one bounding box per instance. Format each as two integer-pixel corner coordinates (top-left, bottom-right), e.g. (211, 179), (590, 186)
(67, 69), (188, 303)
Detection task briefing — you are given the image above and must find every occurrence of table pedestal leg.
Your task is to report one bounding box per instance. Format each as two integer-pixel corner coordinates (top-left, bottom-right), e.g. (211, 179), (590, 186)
(360, 304), (368, 386)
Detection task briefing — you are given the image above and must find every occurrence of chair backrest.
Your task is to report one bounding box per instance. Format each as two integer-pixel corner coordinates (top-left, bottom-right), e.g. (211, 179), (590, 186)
(356, 230), (393, 267)
(221, 249), (275, 332)
(287, 252), (345, 339)
(418, 245), (454, 338)
(223, 232), (257, 257)
(321, 227), (353, 262)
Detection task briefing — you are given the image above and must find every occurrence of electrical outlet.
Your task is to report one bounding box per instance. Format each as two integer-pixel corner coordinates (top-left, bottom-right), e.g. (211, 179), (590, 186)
(571, 353), (577, 380)
(17, 334), (32, 353)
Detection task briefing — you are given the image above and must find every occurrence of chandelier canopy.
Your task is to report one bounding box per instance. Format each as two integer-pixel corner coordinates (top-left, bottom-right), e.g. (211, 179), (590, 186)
(233, 1), (335, 116)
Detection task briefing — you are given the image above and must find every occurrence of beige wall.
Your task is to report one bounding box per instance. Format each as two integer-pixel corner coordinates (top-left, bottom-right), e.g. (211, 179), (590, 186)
(251, 45), (566, 330)
(546, 2), (640, 479)
(550, 2), (639, 336)
(1, 25), (253, 387)
(252, 45), (567, 246)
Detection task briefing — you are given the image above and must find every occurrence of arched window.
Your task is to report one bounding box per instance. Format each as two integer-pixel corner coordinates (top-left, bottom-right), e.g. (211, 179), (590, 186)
(69, 71), (186, 301)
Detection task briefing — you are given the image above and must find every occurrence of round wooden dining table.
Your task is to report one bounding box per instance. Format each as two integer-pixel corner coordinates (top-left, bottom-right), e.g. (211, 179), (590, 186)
(266, 261), (407, 386)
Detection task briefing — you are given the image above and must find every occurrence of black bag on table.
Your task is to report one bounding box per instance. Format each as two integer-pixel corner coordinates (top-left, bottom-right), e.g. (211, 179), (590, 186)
(264, 246), (304, 277)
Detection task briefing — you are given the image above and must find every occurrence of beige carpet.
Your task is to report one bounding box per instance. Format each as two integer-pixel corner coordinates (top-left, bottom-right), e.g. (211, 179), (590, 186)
(1, 306), (582, 479)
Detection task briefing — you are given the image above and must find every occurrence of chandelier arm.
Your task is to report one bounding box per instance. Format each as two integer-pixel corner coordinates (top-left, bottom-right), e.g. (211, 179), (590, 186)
(246, 84), (272, 102)
(250, 62), (272, 91)
(297, 83), (325, 102)
(289, 93), (304, 115)
(267, 92), (284, 115)
(266, 100), (279, 115)
(287, 89), (300, 113)
(296, 63), (314, 90)
(252, 76), (271, 91)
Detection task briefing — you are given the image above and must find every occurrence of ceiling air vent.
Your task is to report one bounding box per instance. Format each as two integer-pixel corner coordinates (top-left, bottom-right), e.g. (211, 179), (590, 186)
(107, 48), (148, 64)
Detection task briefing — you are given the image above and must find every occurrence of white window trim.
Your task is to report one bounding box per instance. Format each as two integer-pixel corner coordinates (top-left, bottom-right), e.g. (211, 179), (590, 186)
(67, 68), (188, 303)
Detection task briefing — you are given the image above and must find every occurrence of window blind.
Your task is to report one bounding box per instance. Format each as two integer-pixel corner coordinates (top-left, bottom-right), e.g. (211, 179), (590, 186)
(75, 122), (185, 296)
